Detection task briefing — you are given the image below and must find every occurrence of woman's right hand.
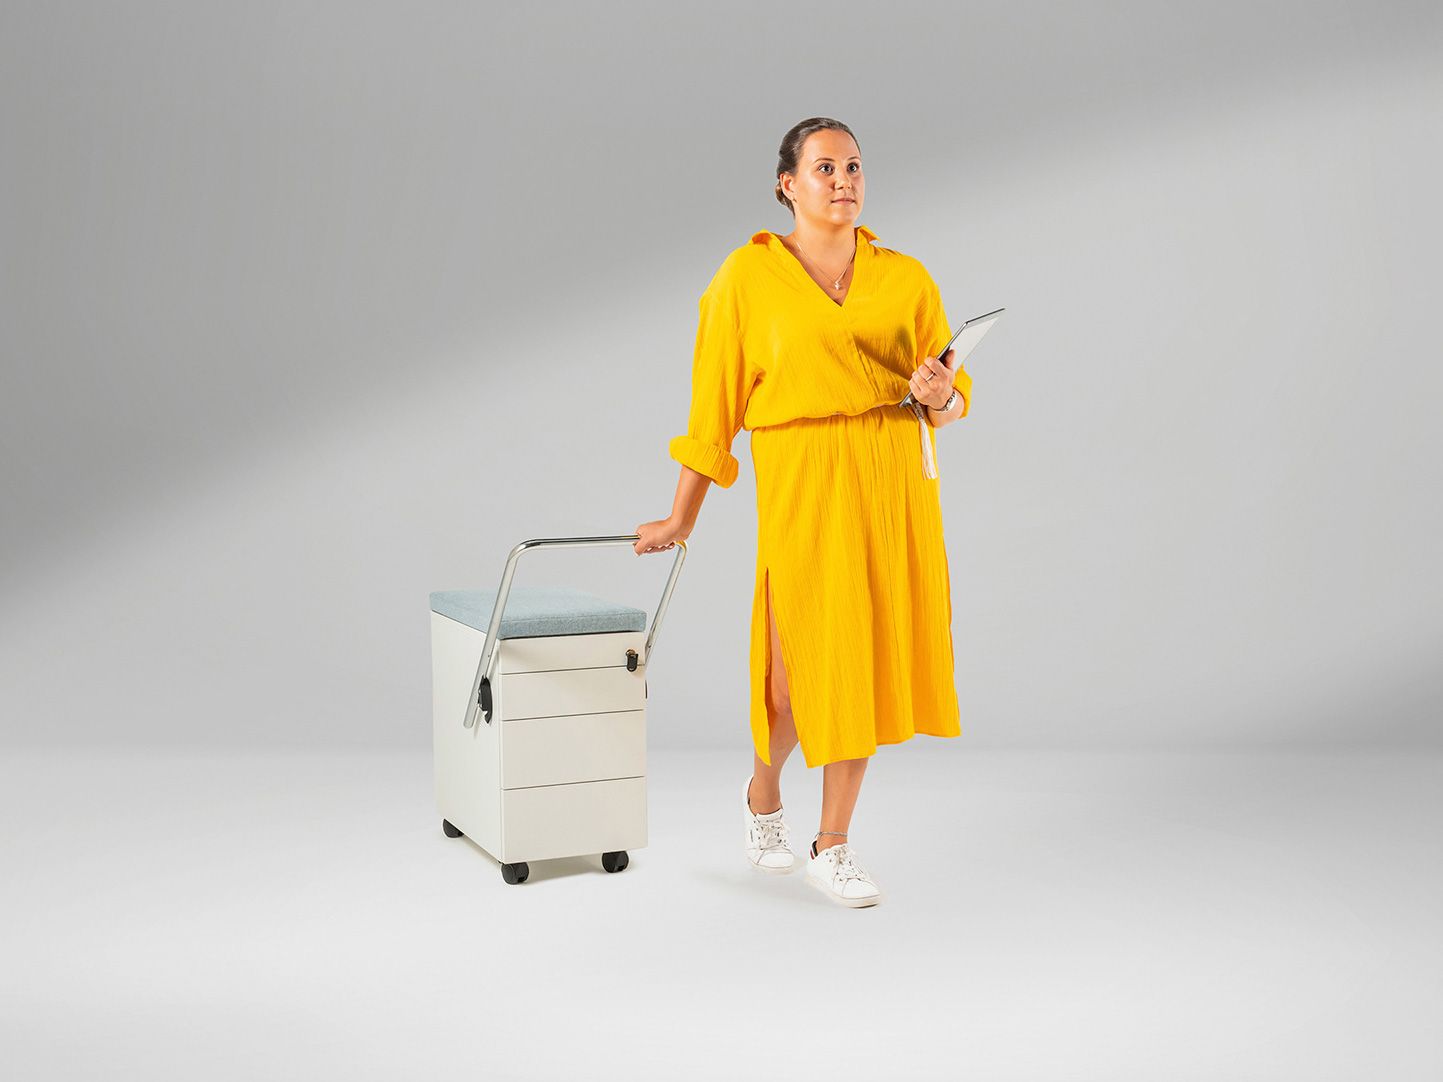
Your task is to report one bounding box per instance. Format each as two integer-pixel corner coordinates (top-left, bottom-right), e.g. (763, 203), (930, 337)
(633, 515), (690, 556)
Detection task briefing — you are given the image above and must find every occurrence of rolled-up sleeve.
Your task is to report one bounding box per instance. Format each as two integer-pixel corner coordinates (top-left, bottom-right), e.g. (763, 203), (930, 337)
(917, 269), (971, 418)
(668, 273), (755, 488)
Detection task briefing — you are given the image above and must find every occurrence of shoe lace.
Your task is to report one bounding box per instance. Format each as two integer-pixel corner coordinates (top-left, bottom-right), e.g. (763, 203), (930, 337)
(829, 843), (869, 884)
(752, 815), (790, 852)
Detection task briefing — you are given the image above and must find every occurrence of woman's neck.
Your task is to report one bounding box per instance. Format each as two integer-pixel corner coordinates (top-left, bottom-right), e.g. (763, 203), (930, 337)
(787, 220), (856, 263)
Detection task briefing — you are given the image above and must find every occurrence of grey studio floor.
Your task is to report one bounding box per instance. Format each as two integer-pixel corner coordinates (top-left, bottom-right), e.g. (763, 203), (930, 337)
(4, 743), (1440, 1081)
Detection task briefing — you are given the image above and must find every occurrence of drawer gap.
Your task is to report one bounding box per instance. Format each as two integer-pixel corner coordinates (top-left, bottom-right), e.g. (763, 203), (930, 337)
(502, 774), (645, 792)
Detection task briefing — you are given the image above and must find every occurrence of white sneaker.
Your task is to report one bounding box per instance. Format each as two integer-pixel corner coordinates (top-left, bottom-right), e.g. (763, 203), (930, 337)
(743, 776), (796, 873)
(805, 840), (882, 907)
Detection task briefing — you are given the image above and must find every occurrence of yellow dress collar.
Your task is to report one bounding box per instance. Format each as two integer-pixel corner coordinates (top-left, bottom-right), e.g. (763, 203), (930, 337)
(750, 223), (878, 245)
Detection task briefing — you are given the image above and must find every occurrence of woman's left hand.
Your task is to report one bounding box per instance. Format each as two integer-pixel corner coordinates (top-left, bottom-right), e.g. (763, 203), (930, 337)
(909, 348), (956, 409)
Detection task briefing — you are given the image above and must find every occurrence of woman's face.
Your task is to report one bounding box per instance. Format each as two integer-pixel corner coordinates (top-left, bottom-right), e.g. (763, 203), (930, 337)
(782, 130), (864, 227)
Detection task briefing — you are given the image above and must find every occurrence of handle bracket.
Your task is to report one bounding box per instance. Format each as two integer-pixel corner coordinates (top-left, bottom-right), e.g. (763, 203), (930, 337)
(463, 535), (687, 728)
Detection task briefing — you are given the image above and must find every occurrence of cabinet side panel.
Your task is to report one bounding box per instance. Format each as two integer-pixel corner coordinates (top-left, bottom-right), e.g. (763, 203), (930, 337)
(431, 612), (502, 856)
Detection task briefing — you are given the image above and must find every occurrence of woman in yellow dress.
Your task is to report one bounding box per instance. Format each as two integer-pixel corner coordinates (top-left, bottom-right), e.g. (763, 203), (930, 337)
(634, 117), (972, 908)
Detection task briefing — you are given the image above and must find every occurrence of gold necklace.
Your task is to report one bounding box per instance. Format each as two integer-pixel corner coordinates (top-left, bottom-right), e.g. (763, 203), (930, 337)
(790, 233), (856, 291)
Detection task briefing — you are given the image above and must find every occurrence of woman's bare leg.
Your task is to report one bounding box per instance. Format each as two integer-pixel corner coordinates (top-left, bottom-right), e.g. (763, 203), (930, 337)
(749, 574), (798, 815)
(750, 575), (873, 850)
(815, 756), (869, 854)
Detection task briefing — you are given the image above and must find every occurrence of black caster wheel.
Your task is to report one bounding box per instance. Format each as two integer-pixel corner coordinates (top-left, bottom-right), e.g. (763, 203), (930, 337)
(601, 850), (629, 873)
(442, 819), (463, 838)
(501, 862), (530, 884)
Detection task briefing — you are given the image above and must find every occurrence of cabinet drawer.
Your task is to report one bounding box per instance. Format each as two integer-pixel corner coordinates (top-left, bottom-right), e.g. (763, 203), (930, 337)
(500, 776), (648, 862)
(499, 666), (644, 721)
(501, 709), (646, 788)
(496, 631), (645, 674)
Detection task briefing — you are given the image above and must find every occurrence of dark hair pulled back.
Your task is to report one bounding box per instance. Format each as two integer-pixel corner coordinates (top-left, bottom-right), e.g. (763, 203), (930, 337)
(774, 117), (860, 215)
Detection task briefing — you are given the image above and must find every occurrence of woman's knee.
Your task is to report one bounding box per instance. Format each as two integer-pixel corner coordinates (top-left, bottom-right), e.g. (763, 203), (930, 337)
(768, 681), (793, 722)
(766, 651), (793, 720)
(766, 632), (793, 719)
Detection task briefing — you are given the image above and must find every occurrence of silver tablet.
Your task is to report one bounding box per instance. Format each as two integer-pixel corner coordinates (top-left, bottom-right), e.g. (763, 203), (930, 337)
(900, 306), (1005, 406)
(936, 306), (1005, 366)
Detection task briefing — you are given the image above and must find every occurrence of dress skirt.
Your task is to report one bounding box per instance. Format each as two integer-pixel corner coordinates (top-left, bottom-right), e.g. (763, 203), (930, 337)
(748, 403), (962, 768)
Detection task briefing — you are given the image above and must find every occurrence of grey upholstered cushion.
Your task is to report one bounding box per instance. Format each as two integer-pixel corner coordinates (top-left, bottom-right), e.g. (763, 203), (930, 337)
(429, 585), (647, 638)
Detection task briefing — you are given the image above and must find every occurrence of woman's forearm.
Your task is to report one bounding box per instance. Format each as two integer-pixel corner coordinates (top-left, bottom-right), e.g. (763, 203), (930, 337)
(671, 465), (712, 528)
(927, 391), (965, 428)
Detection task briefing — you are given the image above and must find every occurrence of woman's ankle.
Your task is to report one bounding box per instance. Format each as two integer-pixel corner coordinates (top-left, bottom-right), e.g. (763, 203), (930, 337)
(747, 776), (782, 816)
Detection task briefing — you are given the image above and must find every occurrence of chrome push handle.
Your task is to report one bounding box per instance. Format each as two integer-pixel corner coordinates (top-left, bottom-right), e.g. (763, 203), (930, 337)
(463, 535), (688, 729)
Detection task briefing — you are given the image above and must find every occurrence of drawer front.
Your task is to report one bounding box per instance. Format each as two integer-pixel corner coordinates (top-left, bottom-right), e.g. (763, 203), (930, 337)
(501, 709), (646, 788)
(500, 776), (648, 862)
(498, 631), (646, 674)
(499, 666), (644, 721)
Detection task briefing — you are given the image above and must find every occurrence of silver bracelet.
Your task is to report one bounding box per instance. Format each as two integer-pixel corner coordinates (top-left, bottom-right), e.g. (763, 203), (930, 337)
(929, 389), (958, 413)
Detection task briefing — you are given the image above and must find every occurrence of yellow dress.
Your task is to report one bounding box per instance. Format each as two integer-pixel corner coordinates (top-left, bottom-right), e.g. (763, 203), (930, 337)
(668, 223), (972, 768)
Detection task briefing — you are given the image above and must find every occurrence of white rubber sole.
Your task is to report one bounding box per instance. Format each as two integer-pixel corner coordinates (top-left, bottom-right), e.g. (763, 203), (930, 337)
(748, 855), (797, 874)
(805, 868), (883, 907)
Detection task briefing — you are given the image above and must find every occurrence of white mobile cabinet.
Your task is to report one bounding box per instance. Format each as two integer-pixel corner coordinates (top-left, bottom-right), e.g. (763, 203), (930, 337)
(430, 535), (687, 884)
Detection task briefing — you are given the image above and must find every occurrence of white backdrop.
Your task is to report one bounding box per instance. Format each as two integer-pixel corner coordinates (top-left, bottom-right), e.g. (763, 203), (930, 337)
(2, 0), (1440, 750)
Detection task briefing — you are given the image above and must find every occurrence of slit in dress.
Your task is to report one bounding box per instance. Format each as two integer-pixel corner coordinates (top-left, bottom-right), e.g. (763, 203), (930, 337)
(763, 564), (797, 743)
